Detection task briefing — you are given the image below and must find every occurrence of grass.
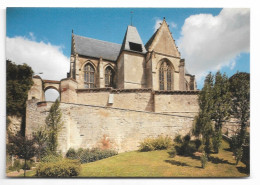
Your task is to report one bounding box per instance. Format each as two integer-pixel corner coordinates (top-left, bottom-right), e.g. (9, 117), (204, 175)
(79, 140), (248, 177)
(13, 140), (249, 178)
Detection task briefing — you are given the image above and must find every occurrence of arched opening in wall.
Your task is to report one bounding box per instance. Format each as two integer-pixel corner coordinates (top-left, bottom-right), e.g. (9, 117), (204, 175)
(45, 88), (60, 101)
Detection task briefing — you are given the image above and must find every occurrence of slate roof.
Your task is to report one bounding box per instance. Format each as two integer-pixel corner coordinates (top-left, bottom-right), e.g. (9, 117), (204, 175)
(73, 34), (121, 61)
(120, 26), (147, 54)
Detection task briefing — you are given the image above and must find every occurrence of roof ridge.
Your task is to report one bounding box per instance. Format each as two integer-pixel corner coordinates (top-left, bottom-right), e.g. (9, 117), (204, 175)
(73, 34), (121, 46)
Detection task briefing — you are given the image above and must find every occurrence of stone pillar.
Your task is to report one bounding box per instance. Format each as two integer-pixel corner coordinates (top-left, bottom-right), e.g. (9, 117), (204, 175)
(28, 76), (45, 101)
(179, 59), (185, 91)
(60, 78), (78, 103)
(190, 75), (195, 90)
(99, 58), (105, 88)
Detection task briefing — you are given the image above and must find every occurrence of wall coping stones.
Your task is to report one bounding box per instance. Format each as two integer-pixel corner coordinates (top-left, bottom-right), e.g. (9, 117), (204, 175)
(40, 101), (197, 119)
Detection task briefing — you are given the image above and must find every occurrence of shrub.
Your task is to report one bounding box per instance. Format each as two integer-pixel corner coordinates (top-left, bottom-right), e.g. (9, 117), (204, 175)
(66, 148), (77, 159)
(8, 159), (22, 172)
(79, 148), (117, 164)
(138, 138), (155, 152)
(65, 148), (118, 164)
(183, 134), (191, 142)
(21, 160), (34, 170)
(200, 152), (208, 168)
(168, 147), (177, 158)
(139, 135), (173, 152)
(197, 144), (205, 153)
(173, 134), (196, 156)
(36, 159), (81, 177)
(194, 139), (202, 150)
(41, 154), (62, 163)
(153, 135), (172, 150)
(173, 135), (182, 144)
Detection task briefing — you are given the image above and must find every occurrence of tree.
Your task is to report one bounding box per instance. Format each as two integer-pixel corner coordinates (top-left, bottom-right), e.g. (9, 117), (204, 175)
(6, 60), (34, 117)
(193, 73), (214, 155)
(33, 128), (48, 161)
(7, 134), (36, 177)
(211, 72), (232, 153)
(229, 72), (250, 165)
(45, 99), (63, 154)
(6, 60), (34, 136)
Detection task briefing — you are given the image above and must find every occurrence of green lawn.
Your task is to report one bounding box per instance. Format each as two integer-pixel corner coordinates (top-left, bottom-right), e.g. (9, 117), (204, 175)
(79, 140), (248, 177)
(17, 140), (249, 178)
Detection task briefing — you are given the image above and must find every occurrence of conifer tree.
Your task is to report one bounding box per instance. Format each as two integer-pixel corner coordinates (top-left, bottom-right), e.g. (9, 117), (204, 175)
(229, 72), (250, 165)
(193, 73), (214, 155)
(211, 72), (232, 153)
(45, 99), (63, 154)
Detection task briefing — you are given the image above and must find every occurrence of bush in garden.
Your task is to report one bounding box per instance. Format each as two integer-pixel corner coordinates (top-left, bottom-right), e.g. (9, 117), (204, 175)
(79, 148), (118, 164)
(194, 139), (202, 150)
(138, 135), (173, 152)
(200, 152), (208, 169)
(65, 147), (118, 164)
(173, 134), (196, 156)
(21, 160), (34, 170)
(66, 148), (77, 159)
(168, 147), (177, 158)
(41, 154), (62, 163)
(8, 159), (22, 172)
(138, 138), (155, 152)
(36, 159), (81, 177)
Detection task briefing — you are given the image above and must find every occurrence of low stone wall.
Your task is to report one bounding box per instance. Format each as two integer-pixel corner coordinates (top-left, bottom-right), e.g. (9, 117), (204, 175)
(26, 100), (197, 154)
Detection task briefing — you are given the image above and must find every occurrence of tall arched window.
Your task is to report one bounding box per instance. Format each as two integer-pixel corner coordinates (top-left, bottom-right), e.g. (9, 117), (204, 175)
(159, 61), (173, 90)
(105, 66), (115, 88)
(84, 63), (95, 88)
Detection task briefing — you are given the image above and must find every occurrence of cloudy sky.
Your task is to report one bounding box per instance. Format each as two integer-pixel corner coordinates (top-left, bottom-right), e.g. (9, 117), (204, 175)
(6, 8), (250, 100)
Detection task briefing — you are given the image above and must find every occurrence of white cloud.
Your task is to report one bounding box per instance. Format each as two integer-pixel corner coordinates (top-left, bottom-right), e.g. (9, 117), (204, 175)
(154, 18), (163, 32)
(154, 18), (177, 32)
(178, 8), (250, 80)
(6, 35), (70, 81)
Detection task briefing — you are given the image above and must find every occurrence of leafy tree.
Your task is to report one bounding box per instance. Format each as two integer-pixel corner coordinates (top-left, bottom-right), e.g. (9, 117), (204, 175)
(7, 134), (36, 177)
(211, 72), (232, 153)
(6, 60), (34, 117)
(193, 73), (214, 155)
(33, 128), (48, 161)
(45, 99), (63, 154)
(229, 72), (250, 165)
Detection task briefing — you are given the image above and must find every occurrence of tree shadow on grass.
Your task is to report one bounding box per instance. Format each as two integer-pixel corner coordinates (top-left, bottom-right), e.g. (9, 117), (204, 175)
(208, 156), (235, 165)
(223, 148), (232, 152)
(164, 160), (190, 167)
(236, 166), (250, 175)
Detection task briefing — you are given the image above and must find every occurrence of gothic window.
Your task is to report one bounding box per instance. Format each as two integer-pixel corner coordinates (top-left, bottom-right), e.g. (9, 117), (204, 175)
(105, 66), (115, 88)
(159, 61), (173, 90)
(84, 63), (95, 88)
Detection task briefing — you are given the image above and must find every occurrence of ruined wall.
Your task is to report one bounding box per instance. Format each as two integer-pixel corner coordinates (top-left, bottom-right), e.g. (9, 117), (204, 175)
(26, 100), (197, 154)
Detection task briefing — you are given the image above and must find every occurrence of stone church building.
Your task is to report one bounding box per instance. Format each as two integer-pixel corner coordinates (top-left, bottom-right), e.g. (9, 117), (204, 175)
(26, 18), (200, 154)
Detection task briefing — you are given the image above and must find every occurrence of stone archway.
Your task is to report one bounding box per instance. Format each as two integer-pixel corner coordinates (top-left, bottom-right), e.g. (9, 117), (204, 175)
(43, 80), (61, 101)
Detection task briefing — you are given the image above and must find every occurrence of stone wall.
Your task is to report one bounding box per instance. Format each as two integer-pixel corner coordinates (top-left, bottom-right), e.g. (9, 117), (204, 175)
(154, 92), (199, 114)
(7, 115), (22, 135)
(26, 100), (197, 154)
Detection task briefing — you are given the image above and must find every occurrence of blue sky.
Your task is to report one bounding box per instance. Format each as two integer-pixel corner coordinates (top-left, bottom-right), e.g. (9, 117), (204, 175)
(6, 8), (250, 91)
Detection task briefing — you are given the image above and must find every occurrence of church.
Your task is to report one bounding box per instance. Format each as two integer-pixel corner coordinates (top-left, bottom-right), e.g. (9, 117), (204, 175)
(68, 17), (196, 91)
(26, 18), (199, 154)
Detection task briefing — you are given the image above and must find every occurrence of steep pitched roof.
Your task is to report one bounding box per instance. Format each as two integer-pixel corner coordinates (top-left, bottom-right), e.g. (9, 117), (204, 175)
(120, 25), (147, 54)
(145, 29), (158, 50)
(145, 18), (180, 58)
(73, 34), (121, 61)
